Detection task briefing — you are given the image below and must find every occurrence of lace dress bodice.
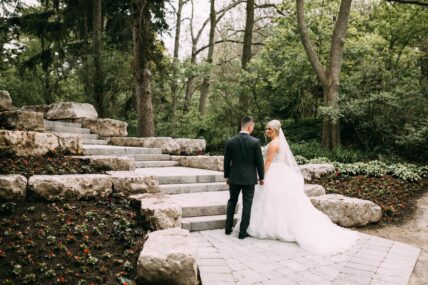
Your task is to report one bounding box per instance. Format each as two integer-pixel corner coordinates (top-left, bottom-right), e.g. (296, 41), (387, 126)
(262, 143), (281, 163)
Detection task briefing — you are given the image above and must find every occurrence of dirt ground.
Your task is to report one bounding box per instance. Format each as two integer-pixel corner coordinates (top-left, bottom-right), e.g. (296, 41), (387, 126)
(358, 192), (428, 285)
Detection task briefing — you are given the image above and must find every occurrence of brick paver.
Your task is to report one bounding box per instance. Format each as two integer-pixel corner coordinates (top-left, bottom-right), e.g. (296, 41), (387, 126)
(192, 230), (420, 285)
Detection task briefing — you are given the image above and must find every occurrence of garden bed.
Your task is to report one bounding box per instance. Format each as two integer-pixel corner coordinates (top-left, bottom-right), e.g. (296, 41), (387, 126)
(0, 154), (106, 178)
(0, 194), (146, 285)
(314, 174), (428, 226)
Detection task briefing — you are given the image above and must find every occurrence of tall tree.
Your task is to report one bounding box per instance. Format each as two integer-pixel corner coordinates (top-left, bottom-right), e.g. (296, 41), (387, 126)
(170, 0), (188, 132)
(199, 0), (216, 115)
(183, 0), (245, 112)
(131, 0), (166, 137)
(93, 0), (104, 117)
(239, 0), (255, 112)
(131, 0), (154, 137)
(296, 0), (353, 148)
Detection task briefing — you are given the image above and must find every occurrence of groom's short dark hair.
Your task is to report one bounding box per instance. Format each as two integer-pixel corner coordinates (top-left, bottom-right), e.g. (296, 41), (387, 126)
(241, 116), (254, 127)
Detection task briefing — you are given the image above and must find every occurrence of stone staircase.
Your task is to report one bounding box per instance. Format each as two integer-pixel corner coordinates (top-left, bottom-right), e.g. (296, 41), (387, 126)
(134, 167), (236, 231)
(45, 119), (179, 167)
(81, 145), (179, 167)
(44, 120), (108, 145)
(44, 119), (329, 233)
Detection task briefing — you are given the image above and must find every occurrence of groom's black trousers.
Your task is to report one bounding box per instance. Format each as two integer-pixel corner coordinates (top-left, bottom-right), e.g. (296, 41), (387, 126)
(226, 184), (255, 234)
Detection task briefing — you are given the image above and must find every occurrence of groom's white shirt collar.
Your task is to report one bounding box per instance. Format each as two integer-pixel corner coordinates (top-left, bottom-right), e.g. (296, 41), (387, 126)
(240, 131), (249, 134)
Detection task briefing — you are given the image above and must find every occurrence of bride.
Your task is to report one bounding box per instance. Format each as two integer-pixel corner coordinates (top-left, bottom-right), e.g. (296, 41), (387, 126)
(243, 120), (358, 255)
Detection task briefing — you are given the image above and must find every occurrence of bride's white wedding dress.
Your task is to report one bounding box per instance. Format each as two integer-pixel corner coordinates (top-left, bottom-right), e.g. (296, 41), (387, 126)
(241, 130), (358, 255)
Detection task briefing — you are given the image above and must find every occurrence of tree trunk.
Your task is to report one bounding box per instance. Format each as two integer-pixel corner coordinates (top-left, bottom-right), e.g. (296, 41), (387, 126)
(82, 3), (91, 100)
(183, 75), (194, 112)
(296, 0), (352, 149)
(241, 0), (254, 69)
(170, 0), (186, 133)
(199, 0), (216, 115)
(239, 0), (255, 112)
(132, 0), (155, 137)
(321, 82), (341, 148)
(93, 0), (104, 117)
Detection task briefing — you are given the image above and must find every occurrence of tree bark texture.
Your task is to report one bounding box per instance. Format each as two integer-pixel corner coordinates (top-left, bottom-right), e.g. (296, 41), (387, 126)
(93, 0), (104, 117)
(132, 0), (155, 137)
(239, 0), (255, 112)
(170, 0), (186, 131)
(199, 0), (216, 115)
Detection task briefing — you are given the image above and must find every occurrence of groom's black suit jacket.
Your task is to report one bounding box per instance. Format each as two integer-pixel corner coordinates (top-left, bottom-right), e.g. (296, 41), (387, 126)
(224, 132), (265, 185)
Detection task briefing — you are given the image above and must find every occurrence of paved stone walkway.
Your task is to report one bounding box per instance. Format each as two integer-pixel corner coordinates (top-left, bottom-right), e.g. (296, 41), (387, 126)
(192, 229), (420, 285)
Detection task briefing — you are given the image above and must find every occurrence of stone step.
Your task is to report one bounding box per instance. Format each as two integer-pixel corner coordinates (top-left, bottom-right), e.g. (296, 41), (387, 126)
(157, 174), (225, 184)
(132, 154), (171, 161)
(136, 160), (179, 168)
(170, 191), (232, 218)
(82, 139), (108, 145)
(159, 182), (228, 195)
(45, 125), (91, 134)
(44, 119), (82, 129)
(182, 214), (237, 232)
(132, 167), (226, 184)
(82, 145), (163, 155)
(47, 131), (99, 140)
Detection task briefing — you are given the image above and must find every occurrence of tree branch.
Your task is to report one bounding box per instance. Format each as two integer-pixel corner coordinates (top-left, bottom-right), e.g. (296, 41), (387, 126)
(296, 0), (327, 85)
(386, 0), (428, 6)
(328, 0), (353, 77)
(195, 39), (264, 56)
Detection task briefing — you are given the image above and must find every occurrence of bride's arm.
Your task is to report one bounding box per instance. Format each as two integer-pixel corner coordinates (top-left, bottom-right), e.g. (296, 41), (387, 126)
(264, 141), (278, 174)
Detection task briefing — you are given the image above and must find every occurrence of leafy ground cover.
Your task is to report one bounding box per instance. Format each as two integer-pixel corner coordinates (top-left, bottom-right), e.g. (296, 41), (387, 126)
(0, 154), (105, 178)
(314, 174), (428, 225)
(0, 194), (146, 285)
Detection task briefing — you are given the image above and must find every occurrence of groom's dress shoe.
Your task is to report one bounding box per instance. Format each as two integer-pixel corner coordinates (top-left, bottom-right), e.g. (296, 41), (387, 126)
(238, 233), (250, 239)
(225, 229), (232, 235)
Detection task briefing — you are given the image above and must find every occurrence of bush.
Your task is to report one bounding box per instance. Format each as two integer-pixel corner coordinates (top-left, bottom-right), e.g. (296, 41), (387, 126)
(290, 141), (374, 163)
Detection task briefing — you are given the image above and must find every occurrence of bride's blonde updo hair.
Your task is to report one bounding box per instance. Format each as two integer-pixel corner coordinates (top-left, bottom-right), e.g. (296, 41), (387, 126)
(267, 120), (281, 136)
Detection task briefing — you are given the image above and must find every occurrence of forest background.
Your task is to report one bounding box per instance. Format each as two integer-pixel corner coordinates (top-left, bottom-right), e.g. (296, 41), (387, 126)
(1, 0), (427, 163)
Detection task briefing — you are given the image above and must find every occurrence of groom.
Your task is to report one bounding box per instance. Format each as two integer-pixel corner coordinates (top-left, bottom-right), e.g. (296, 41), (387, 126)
(224, 116), (265, 239)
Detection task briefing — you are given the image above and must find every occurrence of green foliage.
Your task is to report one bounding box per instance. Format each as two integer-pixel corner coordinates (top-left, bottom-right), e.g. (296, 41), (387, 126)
(290, 141), (373, 163)
(332, 160), (423, 182)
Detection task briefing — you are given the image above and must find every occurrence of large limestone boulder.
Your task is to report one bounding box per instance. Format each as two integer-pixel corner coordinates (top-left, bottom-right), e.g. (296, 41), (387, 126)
(0, 90), (12, 112)
(0, 175), (27, 200)
(304, 184), (326, 196)
(108, 137), (180, 154)
(130, 193), (181, 230)
(178, 155), (223, 171)
(28, 174), (112, 201)
(300, 163), (336, 181)
(0, 110), (45, 131)
(56, 134), (82, 155)
(21, 104), (51, 116)
(72, 156), (135, 171)
(175, 138), (206, 155)
(310, 194), (382, 227)
(46, 102), (98, 120)
(0, 130), (60, 156)
(136, 228), (198, 285)
(108, 171), (159, 196)
(73, 118), (127, 137)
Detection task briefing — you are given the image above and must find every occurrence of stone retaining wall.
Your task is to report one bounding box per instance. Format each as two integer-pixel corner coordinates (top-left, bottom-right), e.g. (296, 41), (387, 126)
(0, 130), (82, 156)
(0, 172), (159, 201)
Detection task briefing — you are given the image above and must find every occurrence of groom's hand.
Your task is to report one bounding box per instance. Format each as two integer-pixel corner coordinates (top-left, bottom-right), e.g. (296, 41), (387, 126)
(259, 180), (264, 185)
(226, 178), (230, 185)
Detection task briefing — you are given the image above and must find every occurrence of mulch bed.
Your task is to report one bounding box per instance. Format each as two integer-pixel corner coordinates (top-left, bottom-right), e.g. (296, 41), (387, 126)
(313, 174), (428, 226)
(0, 154), (105, 178)
(0, 194), (146, 285)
